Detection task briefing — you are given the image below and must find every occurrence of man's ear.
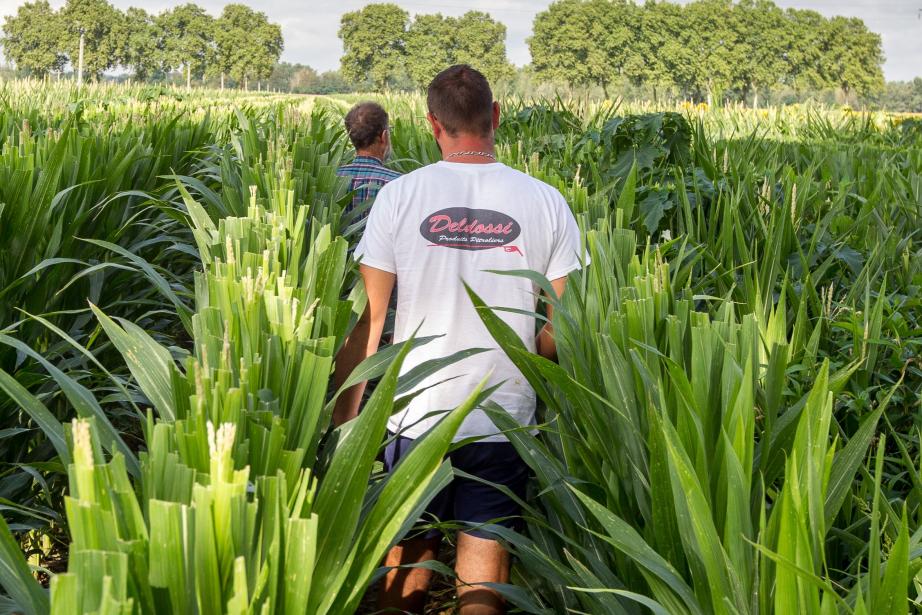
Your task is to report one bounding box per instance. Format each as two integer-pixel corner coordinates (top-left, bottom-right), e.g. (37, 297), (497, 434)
(427, 112), (442, 140)
(492, 101), (500, 131)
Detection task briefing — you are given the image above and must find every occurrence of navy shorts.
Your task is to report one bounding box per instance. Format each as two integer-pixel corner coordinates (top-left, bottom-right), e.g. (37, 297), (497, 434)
(384, 434), (529, 540)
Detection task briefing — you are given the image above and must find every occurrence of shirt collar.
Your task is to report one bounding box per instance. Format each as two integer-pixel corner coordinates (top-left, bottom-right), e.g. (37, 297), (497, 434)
(353, 154), (384, 165)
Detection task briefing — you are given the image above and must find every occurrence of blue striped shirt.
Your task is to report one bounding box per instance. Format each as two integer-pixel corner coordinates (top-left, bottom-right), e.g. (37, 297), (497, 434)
(336, 155), (402, 216)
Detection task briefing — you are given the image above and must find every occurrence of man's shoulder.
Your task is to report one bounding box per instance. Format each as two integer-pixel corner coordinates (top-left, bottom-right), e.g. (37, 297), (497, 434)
(499, 166), (567, 203)
(378, 163), (436, 189)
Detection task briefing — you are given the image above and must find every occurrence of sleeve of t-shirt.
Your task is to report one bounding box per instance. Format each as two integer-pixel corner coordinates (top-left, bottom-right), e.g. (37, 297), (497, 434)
(354, 184), (397, 274)
(545, 191), (585, 281)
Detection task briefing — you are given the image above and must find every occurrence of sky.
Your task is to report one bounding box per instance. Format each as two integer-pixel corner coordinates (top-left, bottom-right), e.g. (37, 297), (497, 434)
(1, 0), (919, 81)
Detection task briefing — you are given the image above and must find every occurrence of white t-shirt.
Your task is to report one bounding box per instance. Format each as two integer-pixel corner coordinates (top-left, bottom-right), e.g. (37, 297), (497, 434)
(355, 161), (583, 442)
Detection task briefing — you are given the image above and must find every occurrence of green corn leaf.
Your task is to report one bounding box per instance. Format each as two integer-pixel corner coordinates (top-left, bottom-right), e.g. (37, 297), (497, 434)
(334, 377), (495, 613)
(80, 238), (192, 333)
(0, 334), (139, 477)
(570, 487), (704, 614)
(824, 406), (883, 527)
(0, 514), (49, 615)
(308, 333), (415, 612)
(90, 303), (177, 421)
(0, 368), (70, 465)
(875, 510), (910, 615)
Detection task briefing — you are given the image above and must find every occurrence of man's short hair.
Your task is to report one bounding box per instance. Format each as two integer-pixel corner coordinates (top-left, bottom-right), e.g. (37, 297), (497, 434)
(427, 65), (493, 137)
(344, 102), (389, 150)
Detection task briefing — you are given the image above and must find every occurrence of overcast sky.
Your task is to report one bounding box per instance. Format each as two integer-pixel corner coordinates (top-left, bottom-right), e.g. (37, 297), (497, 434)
(1, 0), (919, 80)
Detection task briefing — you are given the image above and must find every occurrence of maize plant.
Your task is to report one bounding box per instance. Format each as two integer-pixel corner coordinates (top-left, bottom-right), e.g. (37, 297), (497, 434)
(468, 214), (917, 613)
(0, 163), (485, 613)
(1, 83), (920, 614)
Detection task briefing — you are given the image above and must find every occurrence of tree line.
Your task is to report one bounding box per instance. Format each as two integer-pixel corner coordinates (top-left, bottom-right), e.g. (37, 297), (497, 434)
(1, 0), (283, 88)
(335, 0), (886, 105)
(529, 0), (884, 104)
(1, 0), (894, 107)
(337, 4), (512, 90)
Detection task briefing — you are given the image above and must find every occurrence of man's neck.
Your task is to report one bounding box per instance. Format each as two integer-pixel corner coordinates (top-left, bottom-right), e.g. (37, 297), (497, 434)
(439, 135), (496, 164)
(355, 148), (384, 162)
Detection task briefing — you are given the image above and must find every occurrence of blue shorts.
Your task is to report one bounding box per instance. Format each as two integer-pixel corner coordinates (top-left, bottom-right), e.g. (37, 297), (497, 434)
(384, 434), (529, 540)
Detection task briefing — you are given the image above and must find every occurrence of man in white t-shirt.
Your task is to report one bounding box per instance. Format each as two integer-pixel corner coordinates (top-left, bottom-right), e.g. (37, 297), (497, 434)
(332, 65), (584, 615)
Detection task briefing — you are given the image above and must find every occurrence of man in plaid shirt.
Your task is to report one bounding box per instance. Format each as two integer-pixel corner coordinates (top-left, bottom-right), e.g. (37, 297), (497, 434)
(337, 102), (401, 216)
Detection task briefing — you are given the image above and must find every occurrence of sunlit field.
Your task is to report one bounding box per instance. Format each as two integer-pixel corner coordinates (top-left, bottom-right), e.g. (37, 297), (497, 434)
(0, 80), (919, 614)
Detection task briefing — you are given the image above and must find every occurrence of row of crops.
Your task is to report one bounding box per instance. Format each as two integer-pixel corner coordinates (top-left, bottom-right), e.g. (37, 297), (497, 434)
(0, 80), (919, 613)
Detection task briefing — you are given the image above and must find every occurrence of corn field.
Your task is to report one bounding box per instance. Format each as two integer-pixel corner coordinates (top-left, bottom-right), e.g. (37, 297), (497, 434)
(0, 80), (919, 614)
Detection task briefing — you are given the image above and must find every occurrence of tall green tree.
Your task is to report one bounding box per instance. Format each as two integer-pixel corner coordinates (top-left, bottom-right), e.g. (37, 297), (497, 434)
(157, 3), (213, 88)
(452, 11), (513, 87)
(213, 4), (283, 89)
(60, 0), (122, 80)
(404, 11), (512, 89)
(405, 13), (454, 88)
(117, 7), (161, 81)
(782, 8), (829, 92)
(339, 3), (408, 90)
(682, 0), (745, 104)
(735, 0), (790, 107)
(595, 0), (638, 96)
(529, 0), (613, 91)
(0, 1), (66, 77)
(642, 1), (696, 100)
(623, 0), (676, 100)
(526, 0), (886, 105)
(821, 16), (884, 99)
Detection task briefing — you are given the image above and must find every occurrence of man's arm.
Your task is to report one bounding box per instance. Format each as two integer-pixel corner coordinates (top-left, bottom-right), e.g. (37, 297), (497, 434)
(332, 264), (396, 426)
(536, 276), (568, 361)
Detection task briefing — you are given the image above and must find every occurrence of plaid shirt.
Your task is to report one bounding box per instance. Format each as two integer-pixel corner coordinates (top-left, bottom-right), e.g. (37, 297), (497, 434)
(336, 155), (401, 216)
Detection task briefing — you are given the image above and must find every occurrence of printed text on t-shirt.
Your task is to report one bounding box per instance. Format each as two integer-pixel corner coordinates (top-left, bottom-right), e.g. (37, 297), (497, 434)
(420, 207), (522, 251)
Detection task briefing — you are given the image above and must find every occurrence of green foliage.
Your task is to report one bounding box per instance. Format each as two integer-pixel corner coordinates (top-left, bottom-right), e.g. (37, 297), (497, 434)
(875, 79), (922, 113)
(404, 14), (454, 88)
(735, 0), (790, 107)
(338, 3), (408, 91)
(529, 0), (634, 94)
(822, 16), (886, 98)
(0, 1), (284, 88)
(59, 0), (123, 80)
(213, 4), (284, 86)
(117, 7), (160, 81)
(530, 0), (886, 103)
(156, 3), (213, 83)
(0, 85), (920, 613)
(340, 5), (512, 91)
(451, 12), (513, 86)
(0, 1), (66, 76)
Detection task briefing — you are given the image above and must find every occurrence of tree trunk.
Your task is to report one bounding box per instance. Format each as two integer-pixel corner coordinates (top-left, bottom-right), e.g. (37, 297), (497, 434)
(77, 31), (84, 86)
(221, 72), (224, 90)
(186, 64), (191, 90)
(245, 76), (249, 91)
(753, 85), (759, 109)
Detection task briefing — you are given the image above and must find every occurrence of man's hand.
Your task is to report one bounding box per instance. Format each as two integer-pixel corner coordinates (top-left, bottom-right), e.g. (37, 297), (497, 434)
(536, 276), (567, 361)
(332, 265), (396, 426)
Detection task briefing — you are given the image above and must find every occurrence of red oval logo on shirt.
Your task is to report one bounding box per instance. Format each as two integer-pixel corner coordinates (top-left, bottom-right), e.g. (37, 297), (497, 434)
(420, 207), (521, 251)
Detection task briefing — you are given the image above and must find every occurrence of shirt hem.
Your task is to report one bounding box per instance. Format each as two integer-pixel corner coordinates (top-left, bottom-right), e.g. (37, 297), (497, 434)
(545, 262), (585, 281)
(356, 256), (397, 274)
